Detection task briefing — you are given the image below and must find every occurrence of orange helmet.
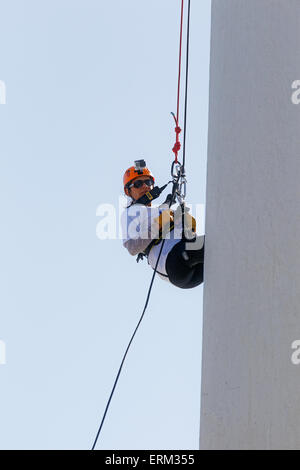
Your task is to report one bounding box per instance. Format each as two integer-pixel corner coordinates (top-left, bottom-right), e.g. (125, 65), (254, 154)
(123, 161), (155, 192)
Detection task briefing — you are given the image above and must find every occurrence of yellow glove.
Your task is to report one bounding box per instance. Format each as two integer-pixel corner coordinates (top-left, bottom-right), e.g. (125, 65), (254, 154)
(153, 210), (174, 234)
(184, 212), (196, 232)
(173, 207), (196, 232)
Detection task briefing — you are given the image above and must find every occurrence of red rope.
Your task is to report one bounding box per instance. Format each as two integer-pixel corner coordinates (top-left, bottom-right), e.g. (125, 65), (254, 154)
(172, 0), (184, 164)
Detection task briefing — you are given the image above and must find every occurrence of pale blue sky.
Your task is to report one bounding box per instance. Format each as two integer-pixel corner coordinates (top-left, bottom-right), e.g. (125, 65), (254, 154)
(0, 0), (211, 450)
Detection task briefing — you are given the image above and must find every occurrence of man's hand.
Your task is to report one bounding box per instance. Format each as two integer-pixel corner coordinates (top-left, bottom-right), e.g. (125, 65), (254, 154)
(184, 212), (196, 232)
(173, 206), (196, 232)
(153, 209), (174, 234)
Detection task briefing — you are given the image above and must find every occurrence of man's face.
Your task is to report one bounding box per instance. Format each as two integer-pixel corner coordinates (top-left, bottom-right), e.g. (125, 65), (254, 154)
(125, 176), (154, 201)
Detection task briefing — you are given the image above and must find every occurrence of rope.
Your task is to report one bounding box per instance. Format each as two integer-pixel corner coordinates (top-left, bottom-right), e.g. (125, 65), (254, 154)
(172, 0), (184, 163)
(91, 254), (160, 450)
(91, 199), (174, 451)
(176, 0), (191, 239)
(182, 0), (191, 170)
(91, 0), (192, 450)
(177, 0), (184, 124)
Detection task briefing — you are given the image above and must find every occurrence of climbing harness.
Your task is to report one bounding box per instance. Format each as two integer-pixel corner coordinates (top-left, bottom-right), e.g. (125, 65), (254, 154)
(136, 217), (176, 263)
(91, 0), (192, 450)
(135, 163), (186, 264)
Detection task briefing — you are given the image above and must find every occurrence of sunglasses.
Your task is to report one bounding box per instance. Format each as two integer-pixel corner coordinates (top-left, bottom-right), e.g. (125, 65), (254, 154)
(128, 179), (153, 189)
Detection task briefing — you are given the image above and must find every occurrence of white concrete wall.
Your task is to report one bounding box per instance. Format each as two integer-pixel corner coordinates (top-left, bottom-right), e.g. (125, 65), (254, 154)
(200, 0), (300, 450)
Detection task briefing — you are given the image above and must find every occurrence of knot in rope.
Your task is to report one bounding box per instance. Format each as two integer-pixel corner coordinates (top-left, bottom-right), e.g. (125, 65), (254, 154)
(172, 142), (181, 154)
(171, 117), (182, 163)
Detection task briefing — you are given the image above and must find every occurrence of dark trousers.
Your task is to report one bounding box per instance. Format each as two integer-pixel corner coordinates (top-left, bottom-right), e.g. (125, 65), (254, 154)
(165, 236), (205, 289)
